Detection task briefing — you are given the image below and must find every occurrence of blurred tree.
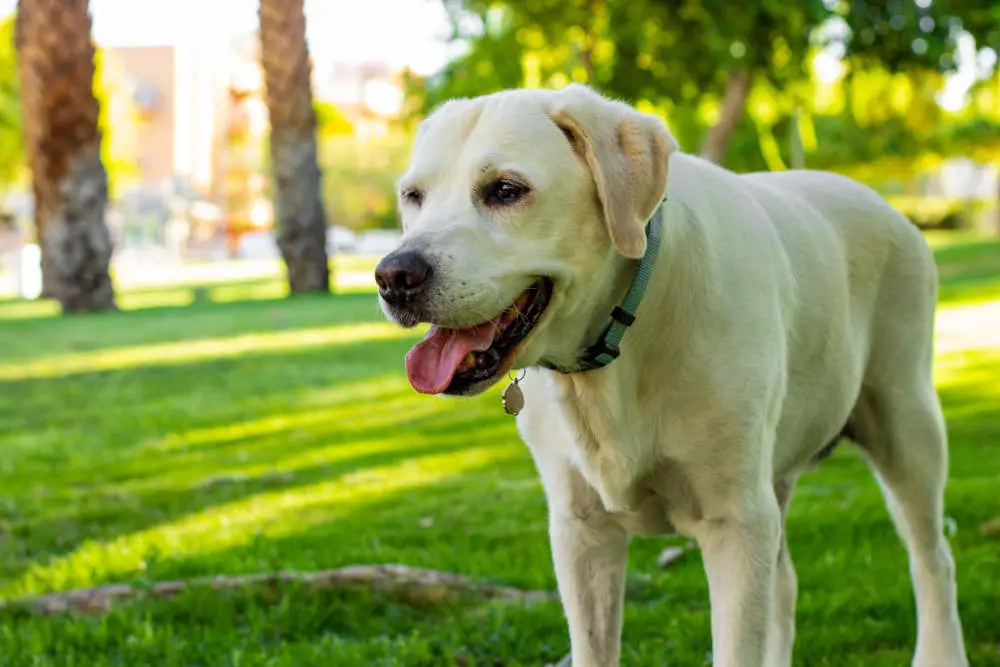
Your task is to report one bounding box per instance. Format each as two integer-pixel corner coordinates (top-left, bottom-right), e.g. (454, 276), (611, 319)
(13, 4), (53, 296)
(840, 0), (1000, 229)
(832, 0), (1000, 68)
(7, 11), (134, 299)
(0, 16), (25, 192)
(415, 0), (828, 164)
(314, 100), (354, 138)
(410, 3), (526, 112)
(312, 100), (413, 233)
(258, 0), (331, 294)
(319, 129), (414, 232)
(413, 0), (1000, 175)
(16, 0), (116, 313)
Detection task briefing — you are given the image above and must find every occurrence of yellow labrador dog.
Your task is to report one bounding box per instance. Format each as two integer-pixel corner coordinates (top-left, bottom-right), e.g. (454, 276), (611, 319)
(374, 84), (968, 667)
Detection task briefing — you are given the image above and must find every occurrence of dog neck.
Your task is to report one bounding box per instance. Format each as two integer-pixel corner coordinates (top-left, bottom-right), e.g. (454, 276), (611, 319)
(538, 199), (701, 512)
(541, 202), (667, 374)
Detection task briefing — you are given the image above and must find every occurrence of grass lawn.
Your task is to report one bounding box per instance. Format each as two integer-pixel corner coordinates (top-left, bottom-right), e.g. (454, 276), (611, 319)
(1, 233), (999, 666)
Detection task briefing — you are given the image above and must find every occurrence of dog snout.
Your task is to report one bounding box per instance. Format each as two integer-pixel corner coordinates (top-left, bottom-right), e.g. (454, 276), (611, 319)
(374, 251), (433, 305)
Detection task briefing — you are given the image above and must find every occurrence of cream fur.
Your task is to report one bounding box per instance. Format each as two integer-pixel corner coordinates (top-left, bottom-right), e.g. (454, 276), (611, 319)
(381, 84), (969, 667)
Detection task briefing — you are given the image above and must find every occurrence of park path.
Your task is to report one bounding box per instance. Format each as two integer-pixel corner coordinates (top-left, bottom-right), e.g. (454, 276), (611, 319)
(936, 299), (1000, 354)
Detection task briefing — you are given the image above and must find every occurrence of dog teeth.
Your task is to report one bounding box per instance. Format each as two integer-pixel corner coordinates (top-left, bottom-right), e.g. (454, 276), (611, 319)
(458, 353), (476, 371)
(494, 289), (532, 331)
(501, 292), (527, 319)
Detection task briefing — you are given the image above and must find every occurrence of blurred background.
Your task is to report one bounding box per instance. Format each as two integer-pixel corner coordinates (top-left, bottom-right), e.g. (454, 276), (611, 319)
(0, 0), (998, 307)
(0, 1), (998, 666)
(0, 0), (452, 304)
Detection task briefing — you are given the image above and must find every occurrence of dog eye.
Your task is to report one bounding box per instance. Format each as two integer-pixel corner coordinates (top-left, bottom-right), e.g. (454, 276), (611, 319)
(401, 188), (424, 207)
(484, 179), (528, 207)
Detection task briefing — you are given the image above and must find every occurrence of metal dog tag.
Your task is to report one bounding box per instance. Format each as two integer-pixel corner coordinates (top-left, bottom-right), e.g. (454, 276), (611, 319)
(502, 379), (525, 416)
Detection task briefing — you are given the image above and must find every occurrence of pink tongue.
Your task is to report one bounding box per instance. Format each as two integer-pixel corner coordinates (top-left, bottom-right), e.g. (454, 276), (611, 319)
(405, 323), (497, 394)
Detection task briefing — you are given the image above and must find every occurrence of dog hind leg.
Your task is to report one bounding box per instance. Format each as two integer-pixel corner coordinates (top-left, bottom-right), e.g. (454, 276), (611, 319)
(765, 477), (799, 667)
(852, 384), (969, 667)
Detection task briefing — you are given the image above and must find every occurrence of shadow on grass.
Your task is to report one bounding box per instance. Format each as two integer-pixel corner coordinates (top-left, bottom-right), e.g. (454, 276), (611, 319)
(3, 331), (511, 590)
(0, 234), (998, 665)
(0, 289), (386, 364)
(0, 334), (418, 443)
(161, 348), (1000, 662)
(3, 419), (518, 594)
(15, 364), (991, 666)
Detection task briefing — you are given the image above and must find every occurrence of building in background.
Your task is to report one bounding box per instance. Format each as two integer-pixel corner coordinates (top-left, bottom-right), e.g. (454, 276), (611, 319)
(97, 33), (407, 257)
(105, 36), (406, 199)
(316, 60), (404, 140)
(104, 44), (227, 199)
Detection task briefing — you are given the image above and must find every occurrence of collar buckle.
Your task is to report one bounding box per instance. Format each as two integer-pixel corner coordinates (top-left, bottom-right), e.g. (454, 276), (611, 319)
(576, 305), (636, 369)
(577, 332), (622, 370)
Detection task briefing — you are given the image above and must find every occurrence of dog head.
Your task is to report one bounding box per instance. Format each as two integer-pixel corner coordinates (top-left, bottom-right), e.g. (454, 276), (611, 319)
(375, 84), (678, 396)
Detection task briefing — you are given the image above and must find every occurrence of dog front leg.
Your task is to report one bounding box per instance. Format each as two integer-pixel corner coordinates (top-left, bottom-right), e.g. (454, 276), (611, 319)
(695, 496), (782, 667)
(549, 471), (629, 667)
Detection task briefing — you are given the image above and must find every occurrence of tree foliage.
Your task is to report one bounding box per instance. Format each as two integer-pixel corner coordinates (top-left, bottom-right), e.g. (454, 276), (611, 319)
(835, 0), (1000, 68)
(319, 128), (413, 231)
(0, 15), (25, 191)
(408, 0), (1000, 176)
(314, 100), (354, 137)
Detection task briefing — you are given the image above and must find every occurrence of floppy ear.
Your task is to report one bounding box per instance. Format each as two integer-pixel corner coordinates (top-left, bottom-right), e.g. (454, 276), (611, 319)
(549, 84), (677, 259)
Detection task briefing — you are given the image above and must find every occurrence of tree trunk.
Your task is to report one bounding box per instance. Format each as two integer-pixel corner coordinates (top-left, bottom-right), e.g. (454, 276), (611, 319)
(580, 42), (596, 83)
(578, 0), (602, 83)
(258, 0), (330, 294)
(788, 109), (805, 170)
(16, 0), (116, 313)
(699, 69), (751, 166)
(14, 1), (53, 299)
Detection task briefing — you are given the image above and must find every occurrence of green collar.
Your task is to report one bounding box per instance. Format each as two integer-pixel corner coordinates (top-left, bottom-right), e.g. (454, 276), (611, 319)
(542, 199), (665, 374)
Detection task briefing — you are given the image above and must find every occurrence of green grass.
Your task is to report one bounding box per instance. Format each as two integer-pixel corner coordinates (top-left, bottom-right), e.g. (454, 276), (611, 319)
(1, 234), (999, 666)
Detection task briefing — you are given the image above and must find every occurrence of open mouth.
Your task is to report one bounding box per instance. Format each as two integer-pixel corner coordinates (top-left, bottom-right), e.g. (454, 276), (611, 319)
(404, 278), (553, 395)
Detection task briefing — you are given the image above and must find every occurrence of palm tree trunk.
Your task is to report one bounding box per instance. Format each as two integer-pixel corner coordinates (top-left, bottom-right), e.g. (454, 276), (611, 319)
(258, 0), (330, 294)
(14, 1), (53, 298)
(16, 0), (116, 312)
(699, 69), (750, 166)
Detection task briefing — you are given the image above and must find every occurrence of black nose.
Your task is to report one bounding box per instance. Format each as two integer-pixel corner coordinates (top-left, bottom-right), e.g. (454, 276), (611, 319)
(374, 251), (432, 305)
